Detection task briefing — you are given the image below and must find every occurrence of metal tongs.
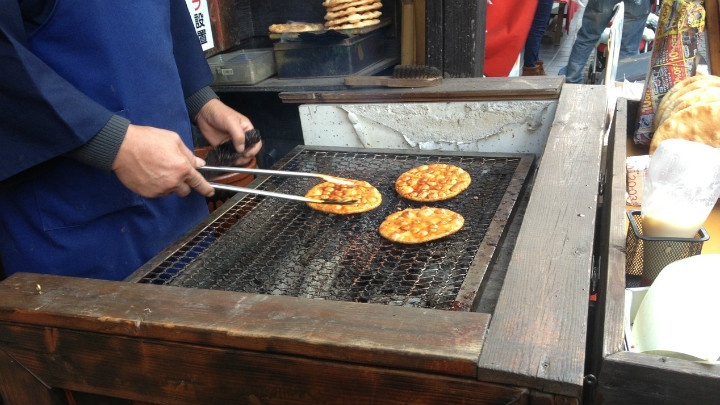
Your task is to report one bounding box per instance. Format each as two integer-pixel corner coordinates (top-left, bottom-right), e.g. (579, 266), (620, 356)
(198, 166), (358, 205)
(199, 135), (356, 205)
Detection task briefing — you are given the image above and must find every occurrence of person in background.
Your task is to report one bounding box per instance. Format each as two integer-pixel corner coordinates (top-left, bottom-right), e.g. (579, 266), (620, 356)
(523, 0), (556, 76)
(560, 0), (651, 83)
(0, 0), (262, 281)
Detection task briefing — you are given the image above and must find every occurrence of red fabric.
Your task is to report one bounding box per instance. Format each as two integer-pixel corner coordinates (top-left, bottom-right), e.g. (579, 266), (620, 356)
(559, 0), (580, 34)
(484, 0), (538, 77)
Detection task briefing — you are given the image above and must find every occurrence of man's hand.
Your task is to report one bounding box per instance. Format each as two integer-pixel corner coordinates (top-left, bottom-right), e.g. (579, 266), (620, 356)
(195, 99), (263, 165)
(112, 124), (215, 198)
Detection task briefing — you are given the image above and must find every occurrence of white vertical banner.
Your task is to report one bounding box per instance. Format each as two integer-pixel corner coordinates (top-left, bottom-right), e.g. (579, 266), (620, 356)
(185, 0), (215, 51)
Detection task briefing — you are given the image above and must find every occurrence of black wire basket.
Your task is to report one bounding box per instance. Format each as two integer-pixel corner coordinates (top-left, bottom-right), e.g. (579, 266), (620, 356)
(625, 210), (709, 286)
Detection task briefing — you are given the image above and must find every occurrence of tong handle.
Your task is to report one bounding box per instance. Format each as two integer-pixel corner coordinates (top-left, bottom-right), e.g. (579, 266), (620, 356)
(209, 183), (356, 205)
(200, 166), (352, 185)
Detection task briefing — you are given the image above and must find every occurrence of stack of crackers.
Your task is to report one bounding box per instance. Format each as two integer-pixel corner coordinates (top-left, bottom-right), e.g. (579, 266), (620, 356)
(323, 0), (383, 31)
(649, 74), (720, 153)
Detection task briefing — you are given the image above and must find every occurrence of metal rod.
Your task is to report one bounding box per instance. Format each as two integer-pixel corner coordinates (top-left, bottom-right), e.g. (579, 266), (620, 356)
(199, 166), (353, 186)
(209, 183), (357, 205)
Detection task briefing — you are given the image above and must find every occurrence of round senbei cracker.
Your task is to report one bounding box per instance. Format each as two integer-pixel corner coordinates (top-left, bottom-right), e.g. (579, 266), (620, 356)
(650, 100), (720, 153)
(379, 207), (464, 244)
(305, 180), (382, 214)
(268, 22), (325, 34)
(654, 74), (720, 130)
(322, 0), (362, 8)
(325, 2), (382, 20)
(326, 10), (382, 26)
(655, 87), (720, 131)
(326, 0), (378, 12)
(395, 163), (471, 202)
(325, 18), (381, 30)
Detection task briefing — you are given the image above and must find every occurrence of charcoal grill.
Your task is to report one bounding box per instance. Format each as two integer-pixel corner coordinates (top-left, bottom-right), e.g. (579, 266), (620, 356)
(0, 84), (605, 405)
(131, 146), (533, 311)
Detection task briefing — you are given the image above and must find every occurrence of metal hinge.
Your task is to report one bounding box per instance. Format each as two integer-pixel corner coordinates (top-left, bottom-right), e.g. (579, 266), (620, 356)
(590, 254), (601, 295)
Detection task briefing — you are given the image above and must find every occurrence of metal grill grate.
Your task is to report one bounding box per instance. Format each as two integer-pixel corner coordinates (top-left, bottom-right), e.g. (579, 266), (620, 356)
(136, 147), (532, 310)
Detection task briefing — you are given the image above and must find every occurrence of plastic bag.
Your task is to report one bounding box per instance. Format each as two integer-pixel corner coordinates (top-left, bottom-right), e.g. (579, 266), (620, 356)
(641, 139), (720, 238)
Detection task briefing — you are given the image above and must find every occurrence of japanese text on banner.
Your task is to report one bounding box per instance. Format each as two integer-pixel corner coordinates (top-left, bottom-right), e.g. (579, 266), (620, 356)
(185, 0), (214, 51)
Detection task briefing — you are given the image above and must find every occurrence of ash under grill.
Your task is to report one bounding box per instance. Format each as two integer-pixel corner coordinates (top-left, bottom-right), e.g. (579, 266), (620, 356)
(136, 147), (532, 310)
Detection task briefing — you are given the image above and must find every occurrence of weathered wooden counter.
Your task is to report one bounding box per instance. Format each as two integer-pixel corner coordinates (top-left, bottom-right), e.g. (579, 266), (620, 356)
(0, 80), (607, 405)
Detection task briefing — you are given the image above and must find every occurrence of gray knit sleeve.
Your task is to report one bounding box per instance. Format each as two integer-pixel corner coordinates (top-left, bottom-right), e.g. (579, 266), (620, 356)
(66, 115), (130, 172)
(67, 86), (217, 171)
(186, 86), (219, 122)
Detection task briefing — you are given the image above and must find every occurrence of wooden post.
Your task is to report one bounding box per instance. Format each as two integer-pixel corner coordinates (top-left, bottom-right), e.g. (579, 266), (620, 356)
(401, 0), (416, 65)
(425, 0), (486, 77)
(705, 0), (720, 73)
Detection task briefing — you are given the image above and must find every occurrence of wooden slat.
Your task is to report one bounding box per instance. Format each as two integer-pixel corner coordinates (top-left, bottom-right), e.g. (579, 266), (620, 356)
(424, 0), (443, 70)
(530, 390), (581, 405)
(0, 350), (68, 405)
(413, 0), (426, 65)
(279, 76), (564, 104)
(476, 84), (608, 398)
(0, 323), (527, 405)
(423, 0), (485, 77)
(204, 0), (254, 57)
(597, 351), (720, 405)
(442, 0), (485, 77)
(705, 0), (720, 74)
(585, 96), (629, 403)
(592, 98), (630, 374)
(0, 273), (487, 378)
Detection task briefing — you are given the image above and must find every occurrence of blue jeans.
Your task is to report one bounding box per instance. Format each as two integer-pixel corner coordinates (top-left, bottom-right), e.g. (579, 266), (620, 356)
(524, 0), (556, 67)
(563, 0), (651, 83)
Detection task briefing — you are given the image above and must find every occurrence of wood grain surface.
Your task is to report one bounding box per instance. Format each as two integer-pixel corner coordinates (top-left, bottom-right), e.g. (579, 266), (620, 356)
(279, 76), (564, 103)
(476, 84), (607, 398)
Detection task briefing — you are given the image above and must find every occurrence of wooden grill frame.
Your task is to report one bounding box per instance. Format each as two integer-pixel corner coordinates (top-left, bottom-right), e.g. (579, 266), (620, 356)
(0, 81), (605, 405)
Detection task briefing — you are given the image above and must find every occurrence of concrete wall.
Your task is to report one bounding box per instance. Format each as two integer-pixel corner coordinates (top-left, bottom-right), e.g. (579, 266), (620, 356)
(299, 100), (558, 158)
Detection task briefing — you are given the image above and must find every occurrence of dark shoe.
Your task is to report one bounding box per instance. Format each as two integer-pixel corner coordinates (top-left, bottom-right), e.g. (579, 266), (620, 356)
(522, 61), (547, 76)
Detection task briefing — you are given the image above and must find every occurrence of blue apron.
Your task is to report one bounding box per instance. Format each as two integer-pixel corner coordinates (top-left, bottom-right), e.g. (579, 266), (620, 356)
(0, 1), (209, 280)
